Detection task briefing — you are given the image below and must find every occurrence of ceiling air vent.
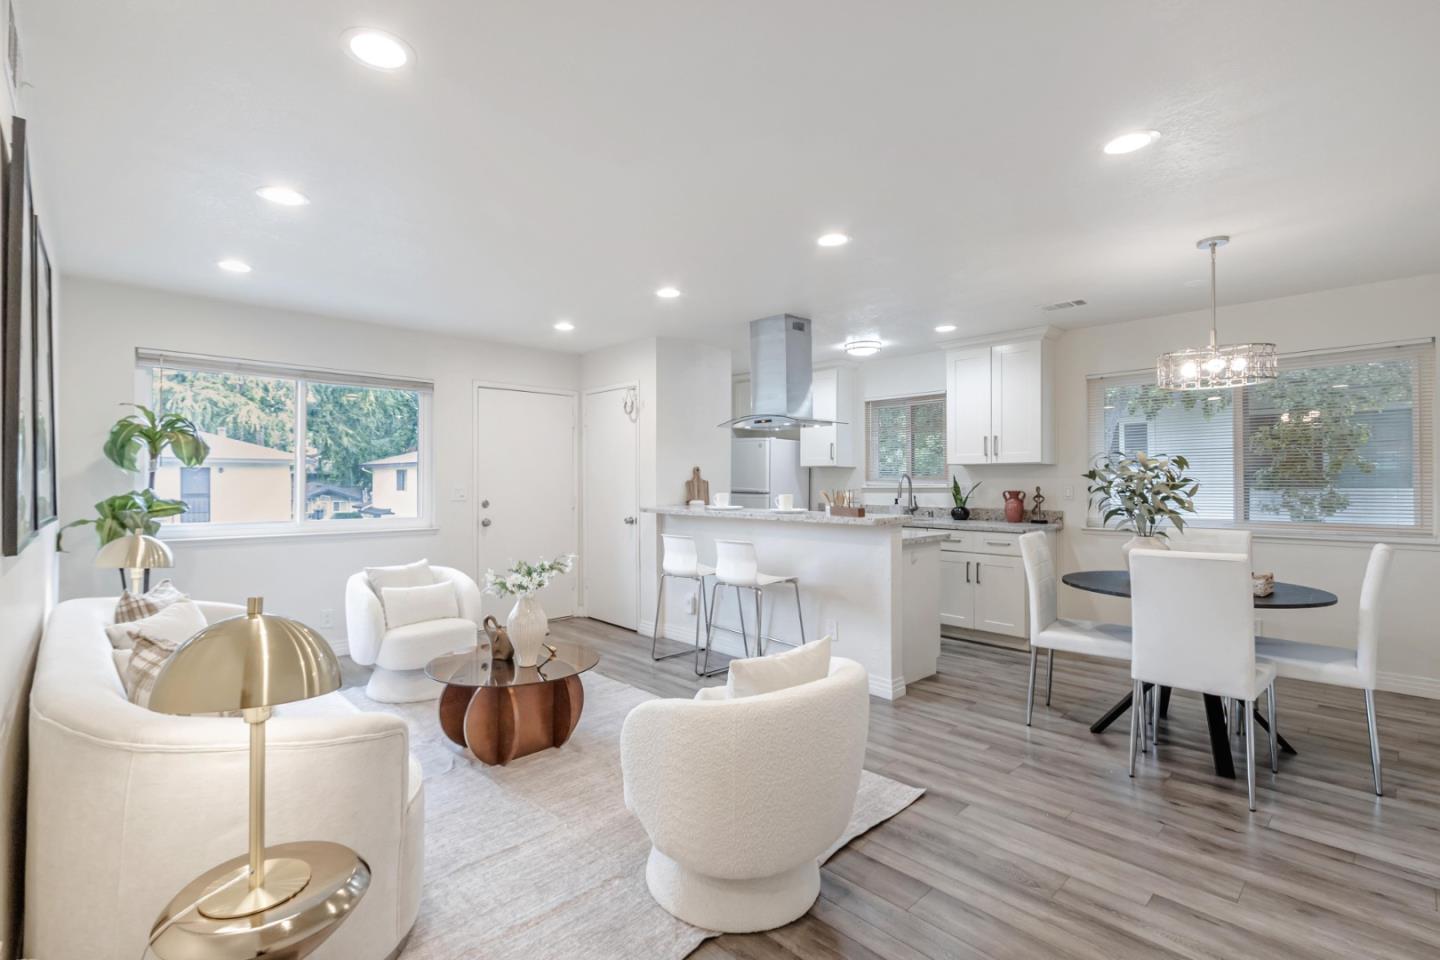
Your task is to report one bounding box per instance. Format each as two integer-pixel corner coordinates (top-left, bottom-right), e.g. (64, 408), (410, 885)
(1040, 298), (1088, 312)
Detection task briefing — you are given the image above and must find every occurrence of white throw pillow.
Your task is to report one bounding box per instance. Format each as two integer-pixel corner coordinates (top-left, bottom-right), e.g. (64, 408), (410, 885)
(109, 579), (188, 645)
(365, 559), (435, 595)
(725, 635), (832, 699)
(381, 581), (459, 629)
(117, 600), (209, 707)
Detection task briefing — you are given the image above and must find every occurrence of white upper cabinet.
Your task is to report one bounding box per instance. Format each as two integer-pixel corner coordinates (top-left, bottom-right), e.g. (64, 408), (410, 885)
(800, 366), (857, 467)
(946, 335), (1053, 465)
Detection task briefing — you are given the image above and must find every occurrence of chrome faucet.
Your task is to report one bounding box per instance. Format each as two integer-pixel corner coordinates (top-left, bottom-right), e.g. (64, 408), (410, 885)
(895, 473), (918, 515)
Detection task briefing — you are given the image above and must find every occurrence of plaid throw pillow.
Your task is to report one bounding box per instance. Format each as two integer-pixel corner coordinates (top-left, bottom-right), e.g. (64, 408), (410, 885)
(114, 578), (186, 625)
(118, 600), (209, 709)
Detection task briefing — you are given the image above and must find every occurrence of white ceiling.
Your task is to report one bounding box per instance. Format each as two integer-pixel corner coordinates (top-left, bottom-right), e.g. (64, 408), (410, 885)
(17, 1), (1440, 367)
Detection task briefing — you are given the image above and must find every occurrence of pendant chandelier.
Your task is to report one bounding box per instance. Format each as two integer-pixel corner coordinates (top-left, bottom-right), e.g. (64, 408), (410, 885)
(1156, 236), (1277, 390)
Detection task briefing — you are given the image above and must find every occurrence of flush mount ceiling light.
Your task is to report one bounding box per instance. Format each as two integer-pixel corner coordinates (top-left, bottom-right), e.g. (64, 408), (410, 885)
(844, 338), (882, 358)
(934, 324), (957, 333)
(343, 28), (412, 70)
(1103, 130), (1161, 155)
(816, 232), (850, 248)
(553, 320), (575, 332)
(1156, 236), (1277, 391)
(255, 185), (309, 207)
(655, 286), (682, 299)
(216, 258), (252, 274)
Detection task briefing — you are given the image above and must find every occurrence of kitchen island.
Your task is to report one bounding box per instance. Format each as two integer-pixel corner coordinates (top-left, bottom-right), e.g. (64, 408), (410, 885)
(643, 506), (943, 699)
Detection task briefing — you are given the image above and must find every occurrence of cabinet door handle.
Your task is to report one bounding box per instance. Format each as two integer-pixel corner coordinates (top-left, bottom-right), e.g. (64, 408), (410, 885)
(829, 441), (835, 462)
(985, 539), (1009, 547)
(976, 562), (982, 585)
(993, 434), (999, 458)
(982, 435), (988, 458)
(965, 561), (970, 583)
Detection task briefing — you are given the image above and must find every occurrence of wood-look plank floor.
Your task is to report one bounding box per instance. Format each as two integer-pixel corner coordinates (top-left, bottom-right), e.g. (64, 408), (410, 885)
(548, 617), (1440, 960)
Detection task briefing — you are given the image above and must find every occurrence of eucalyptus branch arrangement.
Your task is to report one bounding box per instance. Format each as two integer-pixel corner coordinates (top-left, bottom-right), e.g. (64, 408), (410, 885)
(483, 554), (577, 598)
(1083, 451), (1199, 538)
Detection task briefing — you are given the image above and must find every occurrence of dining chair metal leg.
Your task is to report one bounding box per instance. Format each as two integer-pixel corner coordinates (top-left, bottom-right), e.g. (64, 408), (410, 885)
(1128, 680), (1142, 777)
(1267, 684), (1278, 773)
(1044, 649), (1054, 706)
(792, 580), (806, 646)
(1245, 700), (1257, 812)
(1151, 684), (1161, 747)
(1025, 647), (1038, 726)
(1365, 689), (1384, 796)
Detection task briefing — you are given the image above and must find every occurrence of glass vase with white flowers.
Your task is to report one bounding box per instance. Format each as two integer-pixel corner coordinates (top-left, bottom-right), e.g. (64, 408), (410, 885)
(483, 555), (576, 667)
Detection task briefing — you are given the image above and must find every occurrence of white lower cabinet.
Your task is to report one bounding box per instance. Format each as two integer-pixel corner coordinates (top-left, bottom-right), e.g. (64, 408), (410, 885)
(934, 529), (1054, 641)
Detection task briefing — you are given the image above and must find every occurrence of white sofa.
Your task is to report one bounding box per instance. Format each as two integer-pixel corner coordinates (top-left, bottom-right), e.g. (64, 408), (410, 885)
(346, 564), (484, 702)
(25, 597), (424, 960)
(620, 657), (869, 932)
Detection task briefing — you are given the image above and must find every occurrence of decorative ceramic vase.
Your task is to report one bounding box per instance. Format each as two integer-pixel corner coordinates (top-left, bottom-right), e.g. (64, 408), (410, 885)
(1003, 490), (1026, 523)
(1121, 534), (1170, 570)
(506, 595), (548, 667)
(950, 506), (970, 521)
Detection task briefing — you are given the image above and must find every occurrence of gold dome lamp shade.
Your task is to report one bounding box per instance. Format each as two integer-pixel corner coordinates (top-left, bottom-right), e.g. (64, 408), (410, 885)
(94, 532), (173, 595)
(146, 597), (369, 959)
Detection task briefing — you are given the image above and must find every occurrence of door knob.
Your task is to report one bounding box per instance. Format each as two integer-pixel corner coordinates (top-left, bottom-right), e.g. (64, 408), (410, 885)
(623, 516), (637, 525)
(480, 499), (490, 508)
(481, 518), (492, 527)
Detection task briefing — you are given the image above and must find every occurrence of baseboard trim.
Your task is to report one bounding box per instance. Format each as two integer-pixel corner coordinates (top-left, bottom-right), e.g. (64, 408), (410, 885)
(330, 637), (350, 658)
(869, 675), (906, 700)
(1378, 671), (1440, 700)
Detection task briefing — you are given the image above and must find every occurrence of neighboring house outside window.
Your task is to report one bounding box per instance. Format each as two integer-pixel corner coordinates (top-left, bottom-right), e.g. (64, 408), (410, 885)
(139, 351), (431, 536)
(866, 394), (947, 484)
(1086, 339), (1435, 537)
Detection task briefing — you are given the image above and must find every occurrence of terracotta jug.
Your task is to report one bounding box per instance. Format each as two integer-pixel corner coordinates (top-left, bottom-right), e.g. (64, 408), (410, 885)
(1003, 489), (1026, 523)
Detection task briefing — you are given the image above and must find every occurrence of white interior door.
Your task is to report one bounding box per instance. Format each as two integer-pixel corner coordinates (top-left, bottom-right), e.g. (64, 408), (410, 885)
(583, 386), (640, 629)
(475, 386), (577, 620)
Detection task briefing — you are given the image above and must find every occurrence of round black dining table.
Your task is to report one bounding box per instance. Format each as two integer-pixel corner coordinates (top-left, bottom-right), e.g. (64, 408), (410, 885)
(1062, 569), (1338, 779)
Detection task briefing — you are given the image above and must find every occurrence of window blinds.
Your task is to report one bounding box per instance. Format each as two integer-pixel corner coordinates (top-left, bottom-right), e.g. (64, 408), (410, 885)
(1086, 339), (1435, 537)
(866, 394), (946, 483)
(135, 349), (433, 393)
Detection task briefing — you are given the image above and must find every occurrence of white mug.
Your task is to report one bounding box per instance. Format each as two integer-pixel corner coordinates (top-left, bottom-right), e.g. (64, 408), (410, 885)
(711, 491), (731, 507)
(774, 493), (794, 510)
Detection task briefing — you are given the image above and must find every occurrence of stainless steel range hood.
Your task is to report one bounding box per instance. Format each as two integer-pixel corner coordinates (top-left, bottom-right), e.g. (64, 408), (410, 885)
(719, 314), (844, 435)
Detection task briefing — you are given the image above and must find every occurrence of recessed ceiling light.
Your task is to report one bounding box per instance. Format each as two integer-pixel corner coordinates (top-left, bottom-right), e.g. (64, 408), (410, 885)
(255, 185), (309, 207)
(1102, 130), (1161, 155)
(817, 232), (850, 248)
(934, 324), (957, 333)
(844, 338), (882, 358)
(216, 258), (252, 274)
(343, 28), (412, 71)
(655, 286), (682, 299)
(553, 320), (575, 332)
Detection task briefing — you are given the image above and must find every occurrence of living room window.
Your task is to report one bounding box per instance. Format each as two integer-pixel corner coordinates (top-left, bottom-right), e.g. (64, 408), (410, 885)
(866, 394), (947, 484)
(137, 350), (433, 537)
(1085, 339), (1436, 538)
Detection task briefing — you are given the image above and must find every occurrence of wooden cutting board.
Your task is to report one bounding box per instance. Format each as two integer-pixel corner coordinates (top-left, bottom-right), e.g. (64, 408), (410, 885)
(684, 467), (709, 504)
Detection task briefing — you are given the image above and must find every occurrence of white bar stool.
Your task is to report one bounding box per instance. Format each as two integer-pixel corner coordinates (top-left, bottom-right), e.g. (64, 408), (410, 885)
(651, 534), (717, 676)
(704, 539), (805, 674)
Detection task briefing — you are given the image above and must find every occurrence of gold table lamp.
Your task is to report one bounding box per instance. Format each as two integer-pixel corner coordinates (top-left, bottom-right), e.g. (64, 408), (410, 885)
(95, 531), (173, 595)
(146, 597), (370, 959)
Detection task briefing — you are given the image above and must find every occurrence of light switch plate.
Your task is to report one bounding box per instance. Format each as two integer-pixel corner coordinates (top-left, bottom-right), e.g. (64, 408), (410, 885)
(452, 486), (468, 501)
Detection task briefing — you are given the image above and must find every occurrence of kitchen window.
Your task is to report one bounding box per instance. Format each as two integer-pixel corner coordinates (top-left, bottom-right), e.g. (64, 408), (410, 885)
(866, 394), (947, 484)
(135, 350), (433, 537)
(1085, 339), (1435, 538)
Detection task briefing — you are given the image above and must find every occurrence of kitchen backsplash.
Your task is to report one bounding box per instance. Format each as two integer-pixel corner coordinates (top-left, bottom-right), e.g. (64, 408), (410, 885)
(867, 503), (1066, 524)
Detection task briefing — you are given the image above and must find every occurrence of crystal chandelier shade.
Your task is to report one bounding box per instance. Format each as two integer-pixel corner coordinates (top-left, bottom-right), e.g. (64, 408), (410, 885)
(1156, 236), (1278, 391)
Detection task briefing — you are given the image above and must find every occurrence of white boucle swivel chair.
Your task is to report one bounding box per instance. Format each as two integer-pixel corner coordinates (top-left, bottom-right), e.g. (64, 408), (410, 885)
(346, 565), (484, 702)
(620, 657), (869, 933)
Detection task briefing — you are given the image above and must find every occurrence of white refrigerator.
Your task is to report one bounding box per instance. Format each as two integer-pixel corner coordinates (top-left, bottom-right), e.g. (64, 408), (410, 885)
(731, 437), (808, 509)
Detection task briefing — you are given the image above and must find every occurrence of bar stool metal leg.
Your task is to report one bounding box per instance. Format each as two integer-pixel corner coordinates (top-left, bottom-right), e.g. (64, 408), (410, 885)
(753, 587), (764, 656)
(652, 574), (703, 663)
(791, 580), (806, 646)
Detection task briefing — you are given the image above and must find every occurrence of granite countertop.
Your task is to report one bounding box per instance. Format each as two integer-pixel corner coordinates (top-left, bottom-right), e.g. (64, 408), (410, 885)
(642, 505), (909, 527)
(876, 505), (1065, 535)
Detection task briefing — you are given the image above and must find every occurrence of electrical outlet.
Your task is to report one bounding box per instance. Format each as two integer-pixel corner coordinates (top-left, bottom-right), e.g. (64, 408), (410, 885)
(685, 594), (697, 614)
(320, 608), (335, 628)
(1064, 485), (1074, 500)
(452, 486), (468, 501)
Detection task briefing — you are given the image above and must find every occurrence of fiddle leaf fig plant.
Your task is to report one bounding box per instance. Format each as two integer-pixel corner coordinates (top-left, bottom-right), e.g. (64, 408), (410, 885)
(103, 403), (210, 490)
(1083, 451), (1199, 539)
(57, 489), (187, 551)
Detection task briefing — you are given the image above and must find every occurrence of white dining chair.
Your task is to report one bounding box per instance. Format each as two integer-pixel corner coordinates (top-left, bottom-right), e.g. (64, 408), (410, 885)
(1255, 543), (1393, 796)
(1018, 532), (1132, 725)
(652, 534), (718, 675)
(704, 540), (805, 674)
(1130, 549), (1276, 811)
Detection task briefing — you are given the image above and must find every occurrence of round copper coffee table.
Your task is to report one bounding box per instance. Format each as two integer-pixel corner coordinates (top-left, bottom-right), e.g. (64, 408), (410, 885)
(425, 642), (600, 765)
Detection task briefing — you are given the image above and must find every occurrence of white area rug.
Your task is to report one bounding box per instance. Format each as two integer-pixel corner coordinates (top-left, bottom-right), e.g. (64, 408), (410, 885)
(343, 671), (923, 960)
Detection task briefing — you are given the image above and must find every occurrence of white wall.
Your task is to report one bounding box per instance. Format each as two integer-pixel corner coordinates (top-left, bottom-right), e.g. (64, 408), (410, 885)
(821, 273), (1440, 692)
(57, 277), (580, 648)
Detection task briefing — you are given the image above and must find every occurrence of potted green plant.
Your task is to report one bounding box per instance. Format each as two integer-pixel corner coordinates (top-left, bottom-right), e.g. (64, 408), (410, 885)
(950, 477), (980, 521)
(103, 403), (210, 490)
(1083, 451), (1199, 567)
(59, 489), (189, 589)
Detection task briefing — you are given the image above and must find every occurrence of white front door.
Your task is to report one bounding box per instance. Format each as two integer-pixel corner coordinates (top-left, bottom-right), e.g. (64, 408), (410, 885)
(583, 386), (640, 629)
(475, 386), (578, 620)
